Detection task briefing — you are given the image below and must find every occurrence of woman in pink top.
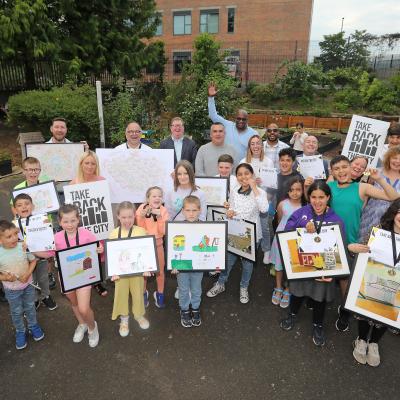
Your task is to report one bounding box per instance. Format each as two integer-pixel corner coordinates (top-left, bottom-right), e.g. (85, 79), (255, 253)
(69, 150), (108, 297)
(136, 186), (169, 308)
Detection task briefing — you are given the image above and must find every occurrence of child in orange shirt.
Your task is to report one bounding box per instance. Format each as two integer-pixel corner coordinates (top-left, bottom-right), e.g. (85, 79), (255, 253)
(136, 186), (169, 308)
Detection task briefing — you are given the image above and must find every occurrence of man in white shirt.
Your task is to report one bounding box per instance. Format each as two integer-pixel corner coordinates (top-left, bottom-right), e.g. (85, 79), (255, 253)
(298, 135), (329, 178)
(114, 121), (152, 150)
(46, 117), (88, 150)
(263, 124), (289, 169)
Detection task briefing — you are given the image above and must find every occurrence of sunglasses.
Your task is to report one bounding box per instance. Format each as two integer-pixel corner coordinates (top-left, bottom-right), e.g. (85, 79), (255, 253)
(267, 128), (278, 133)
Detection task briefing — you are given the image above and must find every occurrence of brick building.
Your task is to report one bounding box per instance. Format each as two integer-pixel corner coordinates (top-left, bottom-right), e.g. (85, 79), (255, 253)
(154, 0), (314, 83)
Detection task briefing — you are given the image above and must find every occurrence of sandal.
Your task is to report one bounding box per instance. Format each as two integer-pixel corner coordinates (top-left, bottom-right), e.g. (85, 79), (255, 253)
(280, 290), (291, 309)
(94, 283), (108, 297)
(271, 288), (283, 305)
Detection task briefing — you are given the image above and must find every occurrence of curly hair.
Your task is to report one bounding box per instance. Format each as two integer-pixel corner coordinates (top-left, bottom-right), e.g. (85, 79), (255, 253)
(380, 199), (400, 231)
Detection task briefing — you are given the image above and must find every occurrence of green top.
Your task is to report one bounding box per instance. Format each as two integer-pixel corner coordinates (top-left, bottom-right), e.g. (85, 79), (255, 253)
(328, 181), (364, 244)
(10, 175), (51, 205)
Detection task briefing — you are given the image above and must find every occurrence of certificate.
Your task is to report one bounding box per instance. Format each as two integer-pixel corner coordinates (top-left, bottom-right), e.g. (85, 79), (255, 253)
(368, 227), (400, 267)
(260, 167), (278, 189)
(296, 226), (338, 253)
(297, 155), (326, 180)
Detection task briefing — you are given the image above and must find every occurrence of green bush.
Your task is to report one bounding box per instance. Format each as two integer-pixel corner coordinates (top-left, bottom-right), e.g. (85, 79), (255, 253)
(250, 83), (281, 107)
(7, 85), (100, 146)
(333, 87), (363, 111)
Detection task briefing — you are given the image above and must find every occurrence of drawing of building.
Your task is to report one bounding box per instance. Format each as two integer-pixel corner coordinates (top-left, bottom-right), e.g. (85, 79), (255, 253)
(173, 235), (186, 251)
(83, 257), (93, 270)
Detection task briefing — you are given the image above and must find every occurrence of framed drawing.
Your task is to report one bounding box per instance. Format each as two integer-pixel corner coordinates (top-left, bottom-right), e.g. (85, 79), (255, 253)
(212, 210), (257, 262)
(195, 177), (228, 206)
(12, 181), (60, 215)
(277, 223), (350, 279)
(56, 241), (102, 293)
(166, 221), (227, 271)
(344, 228), (400, 329)
(25, 143), (84, 182)
(96, 148), (174, 203)
(206, 205), (226, 221)
(64, 180), (114, 240)
(105, 235), (159, 278)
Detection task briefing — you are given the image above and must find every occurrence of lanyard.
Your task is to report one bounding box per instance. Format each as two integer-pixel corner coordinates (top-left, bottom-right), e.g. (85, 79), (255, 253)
(391, 231), (400, 266)
(64, 230), (79, 248)
(118, 226), (133, 238)
(17, 215), (30, 235)
(311, 208), (327, 242)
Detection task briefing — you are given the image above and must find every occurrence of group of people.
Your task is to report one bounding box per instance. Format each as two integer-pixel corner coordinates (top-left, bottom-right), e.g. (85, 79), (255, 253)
(1, 85), (399, 369)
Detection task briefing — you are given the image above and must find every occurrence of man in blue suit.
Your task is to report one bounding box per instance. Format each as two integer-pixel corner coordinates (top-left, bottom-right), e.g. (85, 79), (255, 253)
(159, 117), (198, 167)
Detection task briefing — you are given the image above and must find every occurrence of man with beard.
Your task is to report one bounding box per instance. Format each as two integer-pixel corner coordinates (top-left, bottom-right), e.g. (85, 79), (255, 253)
(263, 123), (289, 170)
(208, 82), (258, 162)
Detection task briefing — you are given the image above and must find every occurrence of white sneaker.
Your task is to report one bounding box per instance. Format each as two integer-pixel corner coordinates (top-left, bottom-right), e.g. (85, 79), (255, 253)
(174, 287), (179, 300)
(353, 337), (367, 364)
(240, 287), (249, 304)
(366, 342), (380, 367)
(88, 321), (99, 348)
(263, 251), (270, 264)
(119, 317), (129, 337)
(137, 316), (150, 330)
(206, 282), (225, 298)
(73, 324), (88, 343)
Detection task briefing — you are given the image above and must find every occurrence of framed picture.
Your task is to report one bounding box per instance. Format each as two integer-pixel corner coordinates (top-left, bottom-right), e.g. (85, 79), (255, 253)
(277, 223), (350, 279)
(195, 176), (228, 206)
(56, 241), (102, 293)
(12, 181), (60, 215)
(105, 235), (159, 278)
(344, 228), (400, 329)
(206, 205), (226, 221)
(25, 143), (85, 182)
(64, 180), (114, 240)
(166, 221), (227, 271)
(212, 210), (257, 262)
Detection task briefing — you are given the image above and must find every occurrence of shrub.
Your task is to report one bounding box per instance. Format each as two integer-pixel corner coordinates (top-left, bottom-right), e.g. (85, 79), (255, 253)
(250, 83), (281, 107)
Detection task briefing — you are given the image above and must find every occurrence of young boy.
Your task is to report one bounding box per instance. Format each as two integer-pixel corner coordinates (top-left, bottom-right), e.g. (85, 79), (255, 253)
(12, 194), (57, 311)
(0, 220), (45, 349)
(216, 154), (238, 193)
(171, 196), (204, 328)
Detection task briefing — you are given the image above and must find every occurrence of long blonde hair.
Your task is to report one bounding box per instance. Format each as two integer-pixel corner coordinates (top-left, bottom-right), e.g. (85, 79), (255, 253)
(246, 135), (265, 163)
(76, 150), (100, 183)
(173, 160), (197, 191)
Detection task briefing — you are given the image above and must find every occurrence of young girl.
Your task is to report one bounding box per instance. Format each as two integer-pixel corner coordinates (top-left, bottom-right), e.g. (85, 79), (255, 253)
(207, 163), (268, 303)
(270, 177), (306, 308)
(165, 160), (207, 222)
(350, 199), (400, 367)
(136, 187), (169, 309)
(109, 201), (151, 337)
(280, 181), (345, 347)
(54, 204), (102, 347)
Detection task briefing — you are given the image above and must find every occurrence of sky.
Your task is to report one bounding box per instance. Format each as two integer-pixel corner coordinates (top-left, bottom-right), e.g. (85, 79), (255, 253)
(310, 0), (400, 41)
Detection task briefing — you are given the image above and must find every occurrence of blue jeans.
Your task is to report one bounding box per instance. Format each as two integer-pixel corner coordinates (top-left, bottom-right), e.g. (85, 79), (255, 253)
(218, 252), (254, 288)
(4, 284), (37, 333)
(177, 272), (203, 311)
(260, 212), (271, 252)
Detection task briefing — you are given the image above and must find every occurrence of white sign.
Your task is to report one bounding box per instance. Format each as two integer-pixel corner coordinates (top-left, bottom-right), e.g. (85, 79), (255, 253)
(297, 155), (326, 180)
(26, 143), (84, 182)
(259, 167), (278, 189)
(195, 177), (228, 205)
(96, 148), (174, 203)
(64, 180), (114, 240)
(296, 227), (338, 253)
(368, 227), (400, 267)
(342, 115), (390, 167)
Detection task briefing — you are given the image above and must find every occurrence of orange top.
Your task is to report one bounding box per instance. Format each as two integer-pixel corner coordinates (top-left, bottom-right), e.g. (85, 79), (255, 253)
(135, 204), (169, 241)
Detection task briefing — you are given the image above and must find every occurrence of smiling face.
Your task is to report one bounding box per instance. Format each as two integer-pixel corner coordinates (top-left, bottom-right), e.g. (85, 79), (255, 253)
(147, 188), (163, 209)
(176, 166), (190, 187)
(59, 211), (80, 235)
(170, 119), (185, 140)
(50, 120), (68, 142)
(279, 155), (294, 175)
(125, 122), (142, 148)
(81, 155), (97, 178)
(14, 199), (34, 218)
(218, 162), (233, 177)
(0, 228), (19, 249)
(388, 135), (400, 147)
(236, 165), (253, 188)
(22, 162), (41, 185)
(288, 182), (303, 201)
(210, 124), (225, 146)
(309, 189), (330, 215)
(266, 124), (279, 143)
(249, 136), (262, 158)
(331, 160), (351, 183)
(303, 136), (319, 156)
(350, 157), (368, 179)
(389, 154), (400, 173)
(235, 111), (248, 131)
(117, 208), (135, 230)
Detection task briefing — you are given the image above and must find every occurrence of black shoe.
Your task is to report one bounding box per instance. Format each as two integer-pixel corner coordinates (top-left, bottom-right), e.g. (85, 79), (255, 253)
(42, 295), (58, 311)
(305, 298), (314, 310)
(280, 313), (297, 331)
(312, 324), (325, 346)
(180, 310), (193, 328)
(191, 309), (202, 327)
(48, 273), (56, 290)
(335, 305), (349, 332)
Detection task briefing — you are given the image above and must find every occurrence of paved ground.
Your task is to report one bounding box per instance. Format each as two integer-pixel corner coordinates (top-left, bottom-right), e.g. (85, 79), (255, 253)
(0, 153), (399, 400)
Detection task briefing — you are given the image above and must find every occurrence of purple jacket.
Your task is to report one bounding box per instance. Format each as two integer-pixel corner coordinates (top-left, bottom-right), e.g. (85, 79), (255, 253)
(285, 205), (346, 240)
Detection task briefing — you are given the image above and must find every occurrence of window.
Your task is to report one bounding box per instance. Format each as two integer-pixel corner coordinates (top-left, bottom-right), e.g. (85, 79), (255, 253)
(155, 12), (163, 36)
(227, 8), (235, 33)
(173, 11), (191, 35)
(200, 10), (219, 34)
(173, 52), (191, 74)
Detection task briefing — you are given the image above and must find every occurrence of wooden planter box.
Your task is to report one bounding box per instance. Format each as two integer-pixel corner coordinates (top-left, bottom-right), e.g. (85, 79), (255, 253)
(0, 159), (12, 176)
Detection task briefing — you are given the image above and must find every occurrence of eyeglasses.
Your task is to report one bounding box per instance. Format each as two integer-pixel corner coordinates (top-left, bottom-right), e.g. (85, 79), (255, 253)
(24, 168), (41, 173)
(126, 130), (142, 134)
(267, 128), (278, 133)
(236, 117), (247, 121)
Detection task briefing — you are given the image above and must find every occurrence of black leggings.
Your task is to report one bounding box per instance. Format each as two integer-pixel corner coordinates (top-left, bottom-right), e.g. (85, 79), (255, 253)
(358, 320), (387, 343)
(290, 295), (326, 325)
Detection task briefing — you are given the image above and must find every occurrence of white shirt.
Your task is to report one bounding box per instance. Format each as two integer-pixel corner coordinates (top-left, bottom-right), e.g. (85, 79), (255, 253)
(46, 137), (71, 143)
(239, 157), (274, 178)
(114, 142), (152, 151)
(263, 140), (290, 169)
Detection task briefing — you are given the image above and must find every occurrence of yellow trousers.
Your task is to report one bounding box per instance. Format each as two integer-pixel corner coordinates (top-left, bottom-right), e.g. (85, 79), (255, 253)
(112, 276), (145, 320)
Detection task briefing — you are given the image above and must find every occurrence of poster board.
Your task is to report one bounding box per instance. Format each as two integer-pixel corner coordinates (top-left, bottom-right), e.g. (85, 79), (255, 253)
(297, 155), (326, 180)
(195, 176), (228, 206)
